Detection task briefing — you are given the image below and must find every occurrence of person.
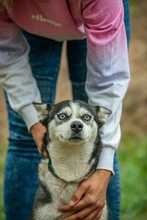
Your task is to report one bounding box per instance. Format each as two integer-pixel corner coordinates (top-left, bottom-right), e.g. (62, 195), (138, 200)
(0, 0), (130, 220)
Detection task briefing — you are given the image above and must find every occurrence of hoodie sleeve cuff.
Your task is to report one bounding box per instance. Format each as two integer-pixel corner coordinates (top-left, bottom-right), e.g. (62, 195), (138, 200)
(96, 146), (115, 175)
(18, 104), (39, 132)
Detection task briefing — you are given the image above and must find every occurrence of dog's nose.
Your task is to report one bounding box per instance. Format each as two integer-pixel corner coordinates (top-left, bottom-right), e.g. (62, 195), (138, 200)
(70, 121), (83, 133)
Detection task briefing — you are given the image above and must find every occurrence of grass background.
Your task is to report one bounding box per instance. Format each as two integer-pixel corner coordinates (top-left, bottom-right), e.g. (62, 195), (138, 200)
(119, 136), (147, 219)
(0, 0), (147, 219)
(0, 140), (7, 220)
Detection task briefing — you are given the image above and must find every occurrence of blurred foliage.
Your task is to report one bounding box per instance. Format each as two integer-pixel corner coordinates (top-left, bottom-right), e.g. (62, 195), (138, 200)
(130, 0), (140, 14)
(119, 136), (147, 220)
(0, 141), (7, 220)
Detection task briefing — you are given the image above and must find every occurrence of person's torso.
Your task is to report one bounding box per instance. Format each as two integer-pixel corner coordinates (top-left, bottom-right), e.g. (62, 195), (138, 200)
(9, 0), (85, 41)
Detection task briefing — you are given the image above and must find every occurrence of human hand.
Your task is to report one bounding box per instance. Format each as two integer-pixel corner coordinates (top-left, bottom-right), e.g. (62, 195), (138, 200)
(30, 122), (47, 154)
(59, 169), (111, 220)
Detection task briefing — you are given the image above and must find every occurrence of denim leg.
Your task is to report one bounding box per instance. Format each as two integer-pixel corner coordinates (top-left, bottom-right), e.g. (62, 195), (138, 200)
(67, 38), (88, 103)
(106, 0), (130, 219)
(123, 0), (131, 46)
(4, 33), (63, 220)
(4, 148), (42, 219)
(107, 153), (121, 220)
(107, 1), (130, 217)
(23, 32), (63, 103)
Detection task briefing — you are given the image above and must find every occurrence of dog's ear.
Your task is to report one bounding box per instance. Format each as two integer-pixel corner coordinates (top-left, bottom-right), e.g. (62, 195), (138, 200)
(33, 103), (52, 121)
(95, 106), (111, 127)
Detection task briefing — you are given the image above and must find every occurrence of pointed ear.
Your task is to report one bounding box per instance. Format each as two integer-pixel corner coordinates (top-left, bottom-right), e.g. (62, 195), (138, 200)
(95, 106), (112, 126)
(33, 103), (52, 121)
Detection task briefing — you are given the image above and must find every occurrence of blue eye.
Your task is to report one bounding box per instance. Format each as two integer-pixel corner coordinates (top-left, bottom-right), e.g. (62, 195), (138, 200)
(83, 114), (91, 121)
(58, 113), (66, 120)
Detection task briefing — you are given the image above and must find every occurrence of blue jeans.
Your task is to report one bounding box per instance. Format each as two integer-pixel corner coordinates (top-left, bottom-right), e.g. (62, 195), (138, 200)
(3, 1), (130, 219)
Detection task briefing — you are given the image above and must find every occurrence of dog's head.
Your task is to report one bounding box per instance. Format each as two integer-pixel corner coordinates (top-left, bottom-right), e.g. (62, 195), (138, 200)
(34, 100), (111, 158)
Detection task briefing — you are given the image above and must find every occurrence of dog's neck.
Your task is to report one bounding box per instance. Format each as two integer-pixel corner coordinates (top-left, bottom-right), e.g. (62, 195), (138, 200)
(46, 141), (99, 182)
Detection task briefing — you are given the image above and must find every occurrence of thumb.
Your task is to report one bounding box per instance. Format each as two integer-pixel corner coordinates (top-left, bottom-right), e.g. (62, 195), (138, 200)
(69, 183), (87, 206)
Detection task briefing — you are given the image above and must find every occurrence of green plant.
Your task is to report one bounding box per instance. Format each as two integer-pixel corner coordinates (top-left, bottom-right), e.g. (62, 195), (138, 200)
(0, 140), (7, 220)
(119, 136), (147, 220)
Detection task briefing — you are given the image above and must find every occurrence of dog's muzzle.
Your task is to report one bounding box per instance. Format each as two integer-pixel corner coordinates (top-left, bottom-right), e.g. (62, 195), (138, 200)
(69, 121), (84, 141)
(70, 121), (83, 133)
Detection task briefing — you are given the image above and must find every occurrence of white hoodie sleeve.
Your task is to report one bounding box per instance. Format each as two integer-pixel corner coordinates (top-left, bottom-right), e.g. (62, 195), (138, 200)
(0, 16), (41, 130)
(82, 0), (130, 173)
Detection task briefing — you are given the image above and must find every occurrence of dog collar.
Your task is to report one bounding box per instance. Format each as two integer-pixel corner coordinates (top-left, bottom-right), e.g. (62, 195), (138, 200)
(48, 159), (78, 183)
(48, 159), (66, 181)
(48, 159), (59, 179)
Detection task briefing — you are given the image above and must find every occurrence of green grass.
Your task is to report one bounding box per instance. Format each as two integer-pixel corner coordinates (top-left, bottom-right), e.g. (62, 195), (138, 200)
(130, 0), (140, 15)
(0, 136), (147, 220)
(0, 140), (7, 220)
(119, 135), (147, 220)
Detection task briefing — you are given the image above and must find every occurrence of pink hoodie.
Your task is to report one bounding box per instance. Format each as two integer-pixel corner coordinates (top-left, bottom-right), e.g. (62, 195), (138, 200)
(0, 0), (130, 172)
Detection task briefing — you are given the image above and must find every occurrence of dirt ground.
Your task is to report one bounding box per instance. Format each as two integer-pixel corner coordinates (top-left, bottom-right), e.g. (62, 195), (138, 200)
(0, 1), (147, 141)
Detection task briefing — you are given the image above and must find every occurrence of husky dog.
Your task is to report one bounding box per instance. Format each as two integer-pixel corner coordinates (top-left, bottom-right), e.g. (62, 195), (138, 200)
(30, 100), (111, 220)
